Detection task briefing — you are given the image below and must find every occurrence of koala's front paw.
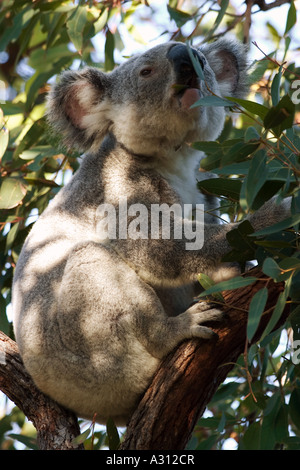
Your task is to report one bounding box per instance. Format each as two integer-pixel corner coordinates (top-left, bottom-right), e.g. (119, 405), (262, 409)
(183, 301), (225, 340)
(247, 196), (291, 232)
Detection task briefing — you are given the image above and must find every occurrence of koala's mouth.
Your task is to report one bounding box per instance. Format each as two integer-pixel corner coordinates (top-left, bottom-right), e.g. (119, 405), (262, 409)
(172, 79), (200, 110)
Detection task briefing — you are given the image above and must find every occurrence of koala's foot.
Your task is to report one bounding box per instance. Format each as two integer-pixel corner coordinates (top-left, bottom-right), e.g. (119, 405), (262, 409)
(182, 301), (225, 340)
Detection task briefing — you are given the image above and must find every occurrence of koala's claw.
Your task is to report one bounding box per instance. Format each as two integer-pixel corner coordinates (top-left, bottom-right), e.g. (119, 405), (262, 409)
(182, 301), (225, 340)
(192, 325), (219, 340)
(186, 301), (225, 322)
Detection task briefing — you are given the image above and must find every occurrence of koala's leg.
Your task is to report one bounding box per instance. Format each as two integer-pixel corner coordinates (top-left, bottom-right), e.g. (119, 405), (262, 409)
(57, 241), (223, 362)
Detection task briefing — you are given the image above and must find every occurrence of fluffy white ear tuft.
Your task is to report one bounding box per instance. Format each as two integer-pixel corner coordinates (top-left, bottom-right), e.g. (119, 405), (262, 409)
(201, 39), (248, 98)
(46, 68), (112, 152)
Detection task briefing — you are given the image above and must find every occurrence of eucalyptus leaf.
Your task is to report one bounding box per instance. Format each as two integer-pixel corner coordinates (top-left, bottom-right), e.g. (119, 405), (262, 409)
(197, 273), (223, 301)
(197, 177), (241, 201)
(271, 65), (283, 106)
(240, 150), (268, 210)
(167, 5), (192, 28)
(0, 178), (27, 209)
(284, 0), (296, 35)
(198, 276), (257, 297)
(0, 7), (36, 50)
(247, 287), (268, 342)
(106, 417), (120, 450)
(191, 95), (234, 108)
(262, 257), (281, 280)
(263, 95), (295, 136)
(228, 97), (269, 120)
(186, 41), (205, 81)
(0, 126), (9, 160)
(261, 287), (289, 340)
(67, 5), (87, 52)
(105, 29), (115, 71)
(289, 388), (300, 429)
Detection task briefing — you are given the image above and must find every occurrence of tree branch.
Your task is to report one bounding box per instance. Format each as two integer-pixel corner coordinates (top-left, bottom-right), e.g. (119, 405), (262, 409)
(252, 0), (292, 11)
(120, 268), (289, 450)
(0, 331), (83, 450)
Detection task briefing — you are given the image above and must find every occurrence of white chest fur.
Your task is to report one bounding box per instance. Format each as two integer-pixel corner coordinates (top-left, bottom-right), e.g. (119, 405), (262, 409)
(155, 146), (205, 207)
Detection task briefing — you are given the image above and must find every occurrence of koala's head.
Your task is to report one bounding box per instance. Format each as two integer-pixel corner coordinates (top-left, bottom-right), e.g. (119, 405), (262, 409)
(47, 39), (247, 157)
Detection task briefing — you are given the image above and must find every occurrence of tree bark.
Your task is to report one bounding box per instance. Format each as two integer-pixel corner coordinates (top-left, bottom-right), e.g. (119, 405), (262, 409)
(0, 268), (288, 451)
(120, 267), (289, 450)
(0, 331), (83, 450)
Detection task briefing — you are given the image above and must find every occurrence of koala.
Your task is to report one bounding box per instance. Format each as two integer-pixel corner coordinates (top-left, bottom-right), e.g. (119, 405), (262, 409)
(12, 39), (291, 427)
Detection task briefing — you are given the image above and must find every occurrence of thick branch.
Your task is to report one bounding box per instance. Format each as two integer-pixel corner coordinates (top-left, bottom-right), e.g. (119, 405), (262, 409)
(120, 268), (288, 450)
(0, 331), (83, 450)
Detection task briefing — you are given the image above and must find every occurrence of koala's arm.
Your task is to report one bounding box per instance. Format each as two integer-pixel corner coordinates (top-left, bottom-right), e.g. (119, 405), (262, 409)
(111, 195), (291, 286)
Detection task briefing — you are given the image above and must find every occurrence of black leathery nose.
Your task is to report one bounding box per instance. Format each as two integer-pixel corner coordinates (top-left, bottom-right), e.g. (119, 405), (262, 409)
(167, 44), (203, 84)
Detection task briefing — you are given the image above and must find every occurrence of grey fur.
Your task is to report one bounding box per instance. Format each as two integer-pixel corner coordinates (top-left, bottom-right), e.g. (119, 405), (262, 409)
(12, 40), (290, 426)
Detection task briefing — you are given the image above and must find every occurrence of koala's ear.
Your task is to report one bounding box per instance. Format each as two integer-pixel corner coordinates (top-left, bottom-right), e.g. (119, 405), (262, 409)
(46, 68), (111, 152)
(201, 39), (248, 98)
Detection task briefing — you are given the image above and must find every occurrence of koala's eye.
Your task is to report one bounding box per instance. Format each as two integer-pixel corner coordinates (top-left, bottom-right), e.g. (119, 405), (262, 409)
(140, 68), (153, 77)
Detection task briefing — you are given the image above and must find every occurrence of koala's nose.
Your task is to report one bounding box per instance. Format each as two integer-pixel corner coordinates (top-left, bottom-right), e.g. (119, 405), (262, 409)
(167, 44), (203, 84)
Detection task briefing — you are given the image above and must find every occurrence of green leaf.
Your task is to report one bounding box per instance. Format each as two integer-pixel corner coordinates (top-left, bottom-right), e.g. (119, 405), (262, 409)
(228, 97), (269, 120)
(72, 428), (91, 446)
(271, 65), (283, 106)
(198, 276), (257, 297)
(186, 41), (205, 81)
(19, 146), (57, 161)
(274, 403), (289, 442)
(251, 180), (286, 210)
(197, 177), (241, 201)
(261, 287), (289, 340)
(213, 161), (251, 175)
(5, 221), (19, 254)
(222, 141), (260, 167)
(284, 0), (297, 35)
(105, 29), (115, 72)
(197, 273), (223, 301)
(0, 178), (27, 209)
(240, 150), (268, 210)
(25, 57), (74, 111)
(247, 287), (268, 342)
(28, 44), (76, 71)
(167, 5), (192, 28)
(106, 417), (120, 450)
(260, 392), (281, 449)
(0, 126), (9, 160)
(192, 141), (221, 153)
(46, 11), (68, 49)
(263, 95), (295, 137)
(0, 7), (36, 51)
(93, 7), (109, 35)
(0, 293), (10, 335)
(289, 388), (300, 429)
(67, 5), (87, 53)
(213, 0), (229, 29)
(223, 220), (256, 263)
(191, 95), (234, 108)
(262, 257), (281, 280)
(7, 433), (38, 450)
(244, 126), (260, 142)
(241, 421), (262, 450)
